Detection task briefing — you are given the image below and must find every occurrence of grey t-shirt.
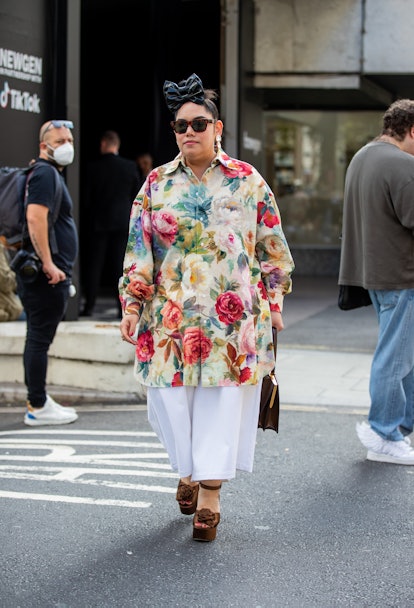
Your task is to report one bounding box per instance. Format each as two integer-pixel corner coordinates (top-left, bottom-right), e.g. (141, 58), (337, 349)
(339, 141), (414, 290)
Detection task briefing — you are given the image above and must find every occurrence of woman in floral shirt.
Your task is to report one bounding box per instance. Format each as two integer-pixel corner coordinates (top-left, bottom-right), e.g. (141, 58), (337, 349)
(119, 73), (294, 542)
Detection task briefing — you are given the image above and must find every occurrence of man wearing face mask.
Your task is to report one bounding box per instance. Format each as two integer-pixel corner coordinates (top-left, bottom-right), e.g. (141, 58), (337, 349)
(17, 119), (79, 426)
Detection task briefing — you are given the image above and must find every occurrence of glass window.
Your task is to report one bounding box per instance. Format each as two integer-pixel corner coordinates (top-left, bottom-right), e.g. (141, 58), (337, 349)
(264, 111), (383, 246)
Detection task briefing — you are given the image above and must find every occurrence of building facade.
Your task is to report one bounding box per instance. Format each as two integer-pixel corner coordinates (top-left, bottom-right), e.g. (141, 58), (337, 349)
(1, 0), (414, 304)
(232, 0), (414, 274)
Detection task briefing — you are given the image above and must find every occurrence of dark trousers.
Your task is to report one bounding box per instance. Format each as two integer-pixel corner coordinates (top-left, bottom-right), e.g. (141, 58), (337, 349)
(17, 273), (69, 408)
(82, 230), (127, 316)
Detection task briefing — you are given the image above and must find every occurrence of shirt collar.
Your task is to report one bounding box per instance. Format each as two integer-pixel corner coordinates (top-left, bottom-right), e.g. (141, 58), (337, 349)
(163, 148), (233, 175)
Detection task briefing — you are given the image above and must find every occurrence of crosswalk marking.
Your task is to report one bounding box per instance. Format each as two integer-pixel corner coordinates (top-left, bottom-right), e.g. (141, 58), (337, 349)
(0, 429), (156, 437)
(0, 438), (160, 447)
(0, 429), (178, 508)
(0, 490), (150, 508)
(0, 464), (177, 479)
(0, 454), (173, 467)
(0, 470), (176, 492)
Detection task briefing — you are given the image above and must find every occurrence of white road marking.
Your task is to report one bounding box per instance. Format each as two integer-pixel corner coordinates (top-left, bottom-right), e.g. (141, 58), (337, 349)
(0, 490), (150, 508)
(0, 405), (146, 414)
(0, 443), (77, 458)
(0, 453), (170, 465)
(0, 429), (178, 508)
(0, 438), (161, 447)
(0, 464), (178, 479)
(0, 470), (176, 492)
(0, 429), (156, 436)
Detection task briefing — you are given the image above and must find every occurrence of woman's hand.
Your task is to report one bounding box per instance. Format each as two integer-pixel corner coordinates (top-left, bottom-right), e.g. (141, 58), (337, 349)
(120, 314), (138, 344)
(271, 311), (284, 332)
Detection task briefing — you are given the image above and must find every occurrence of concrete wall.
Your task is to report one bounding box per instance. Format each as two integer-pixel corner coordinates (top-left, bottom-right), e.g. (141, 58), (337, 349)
(254, 0), (361, 73)
(0, 320), (146, 400)
(254, 0), (414, 75)
(364, 0), (414, 72)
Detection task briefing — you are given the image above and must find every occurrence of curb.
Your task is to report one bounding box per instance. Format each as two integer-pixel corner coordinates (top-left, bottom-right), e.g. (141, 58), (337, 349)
(0, 382), (145, 406)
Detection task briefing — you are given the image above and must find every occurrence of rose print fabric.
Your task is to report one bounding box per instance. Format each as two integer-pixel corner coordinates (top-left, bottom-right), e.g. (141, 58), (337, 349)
(119, 148), (294, 388)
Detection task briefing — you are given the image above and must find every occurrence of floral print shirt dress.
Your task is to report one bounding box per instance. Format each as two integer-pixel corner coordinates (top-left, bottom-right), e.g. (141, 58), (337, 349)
(119, 148), (294, 388)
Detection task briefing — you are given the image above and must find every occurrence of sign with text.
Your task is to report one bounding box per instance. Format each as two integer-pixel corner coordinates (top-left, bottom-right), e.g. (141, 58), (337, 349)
(0, 0), (48, 166)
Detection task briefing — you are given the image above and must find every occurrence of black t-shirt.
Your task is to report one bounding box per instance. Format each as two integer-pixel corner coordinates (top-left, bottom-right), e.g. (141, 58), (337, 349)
(85, 153), (140, 232)
(26, 159), (78, 277)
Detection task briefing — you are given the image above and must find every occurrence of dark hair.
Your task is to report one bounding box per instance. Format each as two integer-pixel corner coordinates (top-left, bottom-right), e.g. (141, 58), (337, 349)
(174, 88), (219, 120)
(101, 130), (120, 147)
(201, 89), (219, 120)
(382, 99), (414, 141)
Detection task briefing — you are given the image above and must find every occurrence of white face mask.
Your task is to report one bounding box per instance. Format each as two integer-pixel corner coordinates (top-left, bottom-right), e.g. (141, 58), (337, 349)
(47, 142), (74, 166)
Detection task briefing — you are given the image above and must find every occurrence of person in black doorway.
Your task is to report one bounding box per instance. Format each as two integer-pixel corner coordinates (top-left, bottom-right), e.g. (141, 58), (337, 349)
(135, 151), (154, 189)
(81, 130), (140, 318)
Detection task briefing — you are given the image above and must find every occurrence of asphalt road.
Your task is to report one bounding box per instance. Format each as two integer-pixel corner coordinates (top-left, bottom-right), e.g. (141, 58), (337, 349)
(1, 404), (413, 608)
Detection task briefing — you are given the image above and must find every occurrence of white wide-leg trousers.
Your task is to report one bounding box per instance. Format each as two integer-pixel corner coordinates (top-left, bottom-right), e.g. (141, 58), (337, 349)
(147, 383), (262, 481)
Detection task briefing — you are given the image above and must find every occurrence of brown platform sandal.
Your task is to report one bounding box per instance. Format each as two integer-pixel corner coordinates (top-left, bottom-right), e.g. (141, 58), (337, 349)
(192, 482), (222, 542)
(176, 480), (199, 515)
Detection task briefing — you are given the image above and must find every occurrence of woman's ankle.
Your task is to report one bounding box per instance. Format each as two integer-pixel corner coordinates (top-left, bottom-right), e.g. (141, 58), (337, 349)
(180, 476), (198, 487)
(197, 480), (222, 512)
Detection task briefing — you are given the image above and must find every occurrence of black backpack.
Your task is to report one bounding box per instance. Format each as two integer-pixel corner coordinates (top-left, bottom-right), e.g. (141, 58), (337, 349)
(0, 162), (62, 249)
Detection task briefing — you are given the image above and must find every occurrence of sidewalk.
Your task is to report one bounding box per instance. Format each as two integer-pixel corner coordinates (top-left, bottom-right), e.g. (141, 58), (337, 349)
(0, 276), (377, 411)
(277, 275), (374, 412)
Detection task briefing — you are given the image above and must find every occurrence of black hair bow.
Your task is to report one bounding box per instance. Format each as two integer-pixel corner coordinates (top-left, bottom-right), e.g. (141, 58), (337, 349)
(163, 73), (204, 113)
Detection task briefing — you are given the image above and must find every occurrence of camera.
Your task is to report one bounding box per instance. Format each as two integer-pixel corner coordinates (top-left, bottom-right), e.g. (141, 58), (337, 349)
(10, 249), (42, 283)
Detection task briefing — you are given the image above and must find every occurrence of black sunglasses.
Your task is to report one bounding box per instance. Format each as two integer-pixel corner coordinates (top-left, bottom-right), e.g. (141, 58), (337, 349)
(170, 118), (215, 134)
(40, 120), (74, 141)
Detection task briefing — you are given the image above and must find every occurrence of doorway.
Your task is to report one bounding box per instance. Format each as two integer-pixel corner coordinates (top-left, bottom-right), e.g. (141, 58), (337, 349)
(79, 0), (221, 302)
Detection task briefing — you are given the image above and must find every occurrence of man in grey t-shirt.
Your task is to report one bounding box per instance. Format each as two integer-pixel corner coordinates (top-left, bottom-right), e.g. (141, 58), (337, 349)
(339, 99), (414, 465)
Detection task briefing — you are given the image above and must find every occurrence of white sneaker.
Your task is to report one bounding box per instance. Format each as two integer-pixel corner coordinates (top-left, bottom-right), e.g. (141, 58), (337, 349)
(46, 394), (76, 415)
(24, 395), (78, 426)
(356, 421), (411, 446)
(356, 421), (384, 450)
(356, 421), (414, 465)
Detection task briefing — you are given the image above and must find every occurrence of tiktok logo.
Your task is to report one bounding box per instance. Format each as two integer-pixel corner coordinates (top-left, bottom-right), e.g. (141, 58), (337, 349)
(0, 81), (41, 113)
